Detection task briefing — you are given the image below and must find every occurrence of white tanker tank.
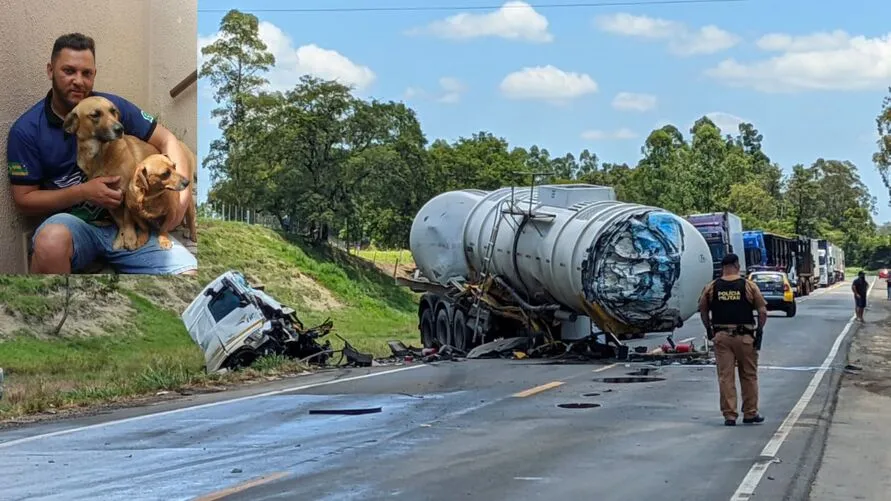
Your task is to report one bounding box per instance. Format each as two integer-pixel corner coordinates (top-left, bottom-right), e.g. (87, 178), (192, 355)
(400, 184), (713, 353)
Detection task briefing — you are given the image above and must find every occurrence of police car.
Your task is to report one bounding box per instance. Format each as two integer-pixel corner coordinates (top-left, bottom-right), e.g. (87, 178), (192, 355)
(748, 270), (797, 317)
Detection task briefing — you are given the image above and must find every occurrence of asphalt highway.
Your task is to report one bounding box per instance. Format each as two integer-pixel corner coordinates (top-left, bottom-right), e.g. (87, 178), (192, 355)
(0, 279), (869, 501)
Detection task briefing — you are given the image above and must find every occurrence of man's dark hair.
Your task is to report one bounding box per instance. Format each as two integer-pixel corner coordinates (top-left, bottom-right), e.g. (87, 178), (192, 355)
(721, 253), (740, 267)
(51, 33), (95, 61)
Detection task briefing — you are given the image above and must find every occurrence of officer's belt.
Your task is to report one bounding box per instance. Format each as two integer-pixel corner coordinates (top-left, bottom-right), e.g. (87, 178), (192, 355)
(713, 324), (756, 336)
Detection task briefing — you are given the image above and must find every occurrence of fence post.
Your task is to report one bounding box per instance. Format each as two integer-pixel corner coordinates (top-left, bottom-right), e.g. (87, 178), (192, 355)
(393, 250), (403, 282)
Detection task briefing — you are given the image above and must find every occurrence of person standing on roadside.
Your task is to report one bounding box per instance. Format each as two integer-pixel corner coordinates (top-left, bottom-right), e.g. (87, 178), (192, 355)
(698, 253), (769, 427)
(852, 271), (868, 322)
(885, 272), (890, 300)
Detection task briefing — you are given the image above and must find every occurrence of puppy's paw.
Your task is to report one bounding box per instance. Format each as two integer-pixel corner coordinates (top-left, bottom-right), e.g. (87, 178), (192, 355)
(122, 229), (139, 250)
(136, 230), (150, 248)
(112, 233), (125, 251)
(158, 234), (173, 250)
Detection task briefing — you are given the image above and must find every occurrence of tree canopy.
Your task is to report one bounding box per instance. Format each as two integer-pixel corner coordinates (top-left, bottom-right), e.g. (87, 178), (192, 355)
(200, 9), (890, 268)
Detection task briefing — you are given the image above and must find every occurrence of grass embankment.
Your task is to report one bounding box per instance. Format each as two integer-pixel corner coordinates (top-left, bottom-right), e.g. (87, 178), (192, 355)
(0, 219), (420, 420)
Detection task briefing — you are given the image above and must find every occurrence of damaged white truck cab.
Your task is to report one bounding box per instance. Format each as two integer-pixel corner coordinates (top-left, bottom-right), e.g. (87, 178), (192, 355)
(182, 270), (331, 373)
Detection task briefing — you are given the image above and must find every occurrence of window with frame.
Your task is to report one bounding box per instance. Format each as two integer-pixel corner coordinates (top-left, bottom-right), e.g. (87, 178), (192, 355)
(208, 288), (242, 323)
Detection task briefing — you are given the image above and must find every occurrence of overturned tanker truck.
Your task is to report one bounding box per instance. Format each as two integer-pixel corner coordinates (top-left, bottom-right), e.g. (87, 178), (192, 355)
(397, 183), (714, 358)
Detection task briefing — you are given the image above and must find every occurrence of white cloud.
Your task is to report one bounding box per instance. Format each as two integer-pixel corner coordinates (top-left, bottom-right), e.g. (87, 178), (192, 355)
(437, 77), (468, 103)
(756, 30), (853, 52)
(500, 65), (598, 103)
(612, 92), (657, 112)
(403, 77), (469, 104)
(403, 87), (425, 99)
(197, 21), (376, 94)
(706, 31), (891, 92)
(593, 13), (739, 56)
(581, 128), (637, 140)
(700, 112), (745, 135)
(408, 1), (553, 43)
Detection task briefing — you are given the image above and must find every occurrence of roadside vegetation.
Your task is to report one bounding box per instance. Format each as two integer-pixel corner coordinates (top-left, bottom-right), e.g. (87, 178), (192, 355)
(0, 219), (419, 421)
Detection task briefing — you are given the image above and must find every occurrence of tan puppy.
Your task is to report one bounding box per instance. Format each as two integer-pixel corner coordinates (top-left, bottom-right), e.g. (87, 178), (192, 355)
(127, 153), (197, 250)
(63, 96), (159, 250)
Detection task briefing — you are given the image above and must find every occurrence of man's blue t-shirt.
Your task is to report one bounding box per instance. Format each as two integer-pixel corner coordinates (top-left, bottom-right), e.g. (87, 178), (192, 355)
(6, 90), (157, 222)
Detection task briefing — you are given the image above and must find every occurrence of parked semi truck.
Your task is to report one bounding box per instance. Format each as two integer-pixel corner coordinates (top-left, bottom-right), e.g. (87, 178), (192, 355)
(831, 245), (846, 282)
(793, 237), (820, 295)
(685, 212), (746, 279)
(398, 183), (714, 355)
(817, 240), (846, 286)
(743, 230), (819, 296)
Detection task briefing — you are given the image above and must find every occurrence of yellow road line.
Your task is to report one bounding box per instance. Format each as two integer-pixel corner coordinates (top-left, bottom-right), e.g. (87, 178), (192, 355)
(512, 381), (564, 398)
(593, 363), (617, 373)
(192, 471), (289, 501)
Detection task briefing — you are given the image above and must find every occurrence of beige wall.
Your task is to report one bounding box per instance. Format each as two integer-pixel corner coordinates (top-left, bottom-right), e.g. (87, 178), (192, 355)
(0, 0), (197, 274)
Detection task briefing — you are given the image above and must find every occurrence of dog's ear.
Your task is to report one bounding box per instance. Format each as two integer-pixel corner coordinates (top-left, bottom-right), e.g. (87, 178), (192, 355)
(62, 111), (79, 134)
(137, 165), (149, 189)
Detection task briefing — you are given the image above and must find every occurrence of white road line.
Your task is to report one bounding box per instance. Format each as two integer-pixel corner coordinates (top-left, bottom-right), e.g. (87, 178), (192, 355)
(729, 277), (875, 501)
(0, 364), (429, 449)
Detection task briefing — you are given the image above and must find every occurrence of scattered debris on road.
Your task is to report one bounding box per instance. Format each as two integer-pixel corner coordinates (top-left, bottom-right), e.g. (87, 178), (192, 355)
(594, 376), (667, 383)
(308, 407), (382, 416)
(385, 340), (465, 363)
(557, 403), (601, 409)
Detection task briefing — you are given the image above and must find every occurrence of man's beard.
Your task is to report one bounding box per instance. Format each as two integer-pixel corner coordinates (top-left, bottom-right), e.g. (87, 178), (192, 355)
(51, 77), (84, 113)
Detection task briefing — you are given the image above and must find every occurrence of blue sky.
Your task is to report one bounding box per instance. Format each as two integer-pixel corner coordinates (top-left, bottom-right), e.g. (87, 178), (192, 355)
(196, 0), (891, 224)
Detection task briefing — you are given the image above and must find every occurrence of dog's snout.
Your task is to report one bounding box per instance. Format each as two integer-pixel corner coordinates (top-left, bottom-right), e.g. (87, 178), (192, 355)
(112, 123), (124, 135)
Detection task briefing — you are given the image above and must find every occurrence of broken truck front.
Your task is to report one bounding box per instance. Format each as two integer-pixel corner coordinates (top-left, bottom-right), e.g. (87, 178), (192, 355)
(181, 270), (334, 373)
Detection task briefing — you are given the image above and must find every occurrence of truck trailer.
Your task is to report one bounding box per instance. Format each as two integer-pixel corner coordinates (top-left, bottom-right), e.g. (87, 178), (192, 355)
(793, 237), (820, 295)
(398, 183), (714, 356)
(817, 239), (846, 286)
(743, 230), (795, 273)
(743, 230), (819, 296)
(685, 212), (746, 279)
(831, 245), (846, 282)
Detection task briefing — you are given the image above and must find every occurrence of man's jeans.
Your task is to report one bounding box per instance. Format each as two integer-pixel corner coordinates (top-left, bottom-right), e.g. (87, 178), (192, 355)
(31, 212), (197, 274)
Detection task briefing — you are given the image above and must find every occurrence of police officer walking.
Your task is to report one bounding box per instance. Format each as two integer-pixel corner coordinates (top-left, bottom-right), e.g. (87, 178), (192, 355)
(699, 253), (769, 426)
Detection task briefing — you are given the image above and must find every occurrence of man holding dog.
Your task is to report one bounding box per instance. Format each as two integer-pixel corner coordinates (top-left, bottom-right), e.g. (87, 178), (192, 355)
(5, 33), (197, 275)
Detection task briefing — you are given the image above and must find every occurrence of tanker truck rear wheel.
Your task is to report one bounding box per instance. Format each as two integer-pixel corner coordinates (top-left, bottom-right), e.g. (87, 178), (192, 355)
(420, 308), (435, 348)
(451, 309), (473, 352)
(435, 307), (453, 348)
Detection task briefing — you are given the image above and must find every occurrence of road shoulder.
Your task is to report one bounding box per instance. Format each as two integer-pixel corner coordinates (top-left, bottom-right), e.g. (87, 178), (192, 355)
(810, 281), (891, 501)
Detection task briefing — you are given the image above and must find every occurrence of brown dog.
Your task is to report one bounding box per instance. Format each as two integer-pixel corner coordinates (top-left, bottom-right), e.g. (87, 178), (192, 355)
(63, 96), (159, 250)
(127, 153), (197, 250)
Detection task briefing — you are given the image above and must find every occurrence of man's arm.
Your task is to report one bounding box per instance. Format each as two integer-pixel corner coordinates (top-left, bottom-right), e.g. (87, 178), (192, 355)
(7, 125), (121, 215)
(699, 282), (713, 338)
(852, 282), (859, 297)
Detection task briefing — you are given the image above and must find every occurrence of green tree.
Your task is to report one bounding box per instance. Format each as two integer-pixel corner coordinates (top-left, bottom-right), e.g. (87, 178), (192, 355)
(200, 9), (275, 207)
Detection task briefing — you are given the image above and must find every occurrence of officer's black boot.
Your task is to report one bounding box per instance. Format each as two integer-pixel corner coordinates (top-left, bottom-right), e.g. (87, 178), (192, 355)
(743, 414), (765, 424)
